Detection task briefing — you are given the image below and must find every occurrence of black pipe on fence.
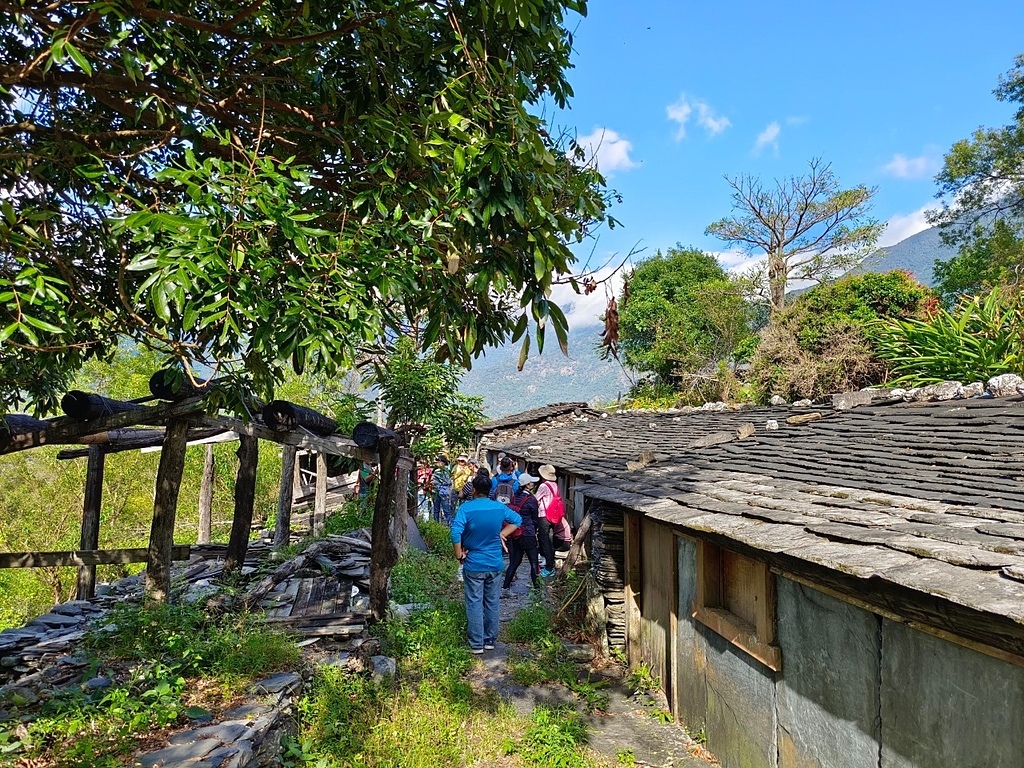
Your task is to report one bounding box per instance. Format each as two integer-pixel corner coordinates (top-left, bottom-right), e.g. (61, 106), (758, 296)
(261, 400), (338, 435)
(60, 390), (144, 420)
(149, 369), (212, 401)
(351, 421), (401, 449)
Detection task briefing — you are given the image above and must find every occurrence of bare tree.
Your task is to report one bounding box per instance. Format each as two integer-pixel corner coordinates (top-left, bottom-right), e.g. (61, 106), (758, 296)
(706, 158), (882, 314)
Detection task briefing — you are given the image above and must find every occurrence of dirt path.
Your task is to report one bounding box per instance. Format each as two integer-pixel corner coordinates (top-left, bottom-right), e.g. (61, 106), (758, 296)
(466, 577), (717, 768)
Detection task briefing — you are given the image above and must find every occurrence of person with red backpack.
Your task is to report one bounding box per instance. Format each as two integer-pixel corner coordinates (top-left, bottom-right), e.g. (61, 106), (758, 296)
(535, 464), (565, 577)
(501, 473), (541, 595)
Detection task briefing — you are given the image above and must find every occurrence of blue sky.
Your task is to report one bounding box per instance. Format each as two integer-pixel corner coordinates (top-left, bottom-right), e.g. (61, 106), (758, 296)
(544, 0), (1024, 327)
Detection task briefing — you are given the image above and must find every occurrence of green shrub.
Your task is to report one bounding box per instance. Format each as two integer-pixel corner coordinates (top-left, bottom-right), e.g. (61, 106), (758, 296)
(323, 497), (373, 536)
(750, 271), (934, 401)
(872, 291), (1024, 384)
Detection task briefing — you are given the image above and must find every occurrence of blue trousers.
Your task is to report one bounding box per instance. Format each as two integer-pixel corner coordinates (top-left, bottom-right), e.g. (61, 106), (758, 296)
(433, 490), (452, 523)
(462, 569), (502, 650)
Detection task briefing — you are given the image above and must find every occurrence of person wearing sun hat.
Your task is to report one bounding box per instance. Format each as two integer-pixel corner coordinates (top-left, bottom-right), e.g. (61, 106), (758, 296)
(451, 454), (474, 508)
(535, 464), (560, 576)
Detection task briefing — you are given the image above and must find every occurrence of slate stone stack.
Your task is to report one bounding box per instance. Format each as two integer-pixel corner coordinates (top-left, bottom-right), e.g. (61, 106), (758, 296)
(590, 500), (627, 648)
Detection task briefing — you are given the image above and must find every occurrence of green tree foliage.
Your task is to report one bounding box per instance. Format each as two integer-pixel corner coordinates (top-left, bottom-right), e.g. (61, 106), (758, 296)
(929, 55), (1024, 298)
(373, 337), (484, 454)
(706, 158), (883, 314)
(750, 271), (934, 401)
(0, 0), (611, 415)
(617, 247), (752, 387)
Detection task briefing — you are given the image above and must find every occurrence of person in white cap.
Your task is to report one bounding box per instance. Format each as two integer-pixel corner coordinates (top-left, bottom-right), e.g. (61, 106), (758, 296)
(501, 472), (541, 595)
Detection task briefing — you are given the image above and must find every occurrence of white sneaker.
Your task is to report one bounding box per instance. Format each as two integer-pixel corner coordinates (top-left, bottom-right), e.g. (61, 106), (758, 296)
(484, 643), (495, 650)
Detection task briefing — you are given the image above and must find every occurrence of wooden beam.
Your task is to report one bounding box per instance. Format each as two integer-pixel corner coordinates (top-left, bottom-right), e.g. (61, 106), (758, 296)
(313, 451), (328, 536)
(274, 445), (298, 548)
(145, 419), (190, 602)
(75, 445), (105, 599)
(56, 427), (226, 460)
(0, 546), (190, 568)
(224, 434), (258, 572)
(194, 414), (377, 463)
(197, 444), (215, 545)
(1, 397), (205, 456)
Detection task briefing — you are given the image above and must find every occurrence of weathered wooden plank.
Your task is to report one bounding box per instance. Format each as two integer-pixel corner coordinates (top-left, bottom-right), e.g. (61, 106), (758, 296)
(197, 444), (215, 545)
(224, 434), (258, 572)
(195, 414), (376, 463)
(274, 445), (298, 549)
(0, 545), (190, 568)
(145, 419), (190, 602)
(75, 445), (105, 599)
(1, 397), (205, 455)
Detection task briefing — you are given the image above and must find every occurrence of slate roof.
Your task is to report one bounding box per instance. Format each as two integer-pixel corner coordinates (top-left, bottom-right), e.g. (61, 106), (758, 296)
(490, 396), (1024, 657)
(474, 402), (599, 434)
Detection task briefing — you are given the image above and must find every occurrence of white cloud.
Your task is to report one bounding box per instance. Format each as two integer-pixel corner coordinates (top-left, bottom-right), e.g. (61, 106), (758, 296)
(575, 128), (636, 175)
(753, 122), (780, 155)
(878, 205), (932, 247)
(883, 152), (939, 180)
(666, 95), (730, 140)
(666, 100), (693, 140)
(786, 115), (809, 126)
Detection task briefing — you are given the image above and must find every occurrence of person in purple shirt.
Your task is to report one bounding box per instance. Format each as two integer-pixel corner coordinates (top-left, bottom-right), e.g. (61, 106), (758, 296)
(450, 475), (522, 653)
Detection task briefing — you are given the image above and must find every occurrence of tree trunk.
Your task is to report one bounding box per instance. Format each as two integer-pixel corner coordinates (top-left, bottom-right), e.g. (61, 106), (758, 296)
(274, 445), (298, 548)
(145, 419), (190, 602)
(224, 434), (258, 573)
(197, 444), (215, 545)
(76, 445), (105, 600)
(369, 437), (402, 622)
(768, 251), (787, 313)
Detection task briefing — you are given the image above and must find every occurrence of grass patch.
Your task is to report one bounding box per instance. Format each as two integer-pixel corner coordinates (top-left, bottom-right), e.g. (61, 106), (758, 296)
(290, 601), (522, 768)
(85, 602), (299, 685)
(511, 705), (597, 768)
(504, 595), (609, 712)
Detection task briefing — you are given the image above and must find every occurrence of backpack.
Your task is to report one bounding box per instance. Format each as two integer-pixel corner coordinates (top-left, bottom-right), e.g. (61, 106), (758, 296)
(494, 479), (515, 505)
(505, 492), (530, 538)
(543, 481), (565, 525)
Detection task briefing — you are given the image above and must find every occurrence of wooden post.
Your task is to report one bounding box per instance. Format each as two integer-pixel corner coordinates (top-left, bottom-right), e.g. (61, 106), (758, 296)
(75, 445), (105, 600)
(145, 419), (190, 602)
(197, 444), (215, 545)
(369, 436), (402, 622)
(391, 453), (412, 553)
(274, 445), (298, 548)
(313, 451), (327, 536)
(224, 434), (258, 572)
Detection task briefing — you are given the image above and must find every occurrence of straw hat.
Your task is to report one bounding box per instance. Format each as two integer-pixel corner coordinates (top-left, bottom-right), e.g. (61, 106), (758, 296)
(538, 464), (556, 481)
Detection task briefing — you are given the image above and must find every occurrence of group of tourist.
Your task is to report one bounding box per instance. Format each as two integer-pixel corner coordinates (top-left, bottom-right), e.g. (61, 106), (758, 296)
(448, 457), (571, 654)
